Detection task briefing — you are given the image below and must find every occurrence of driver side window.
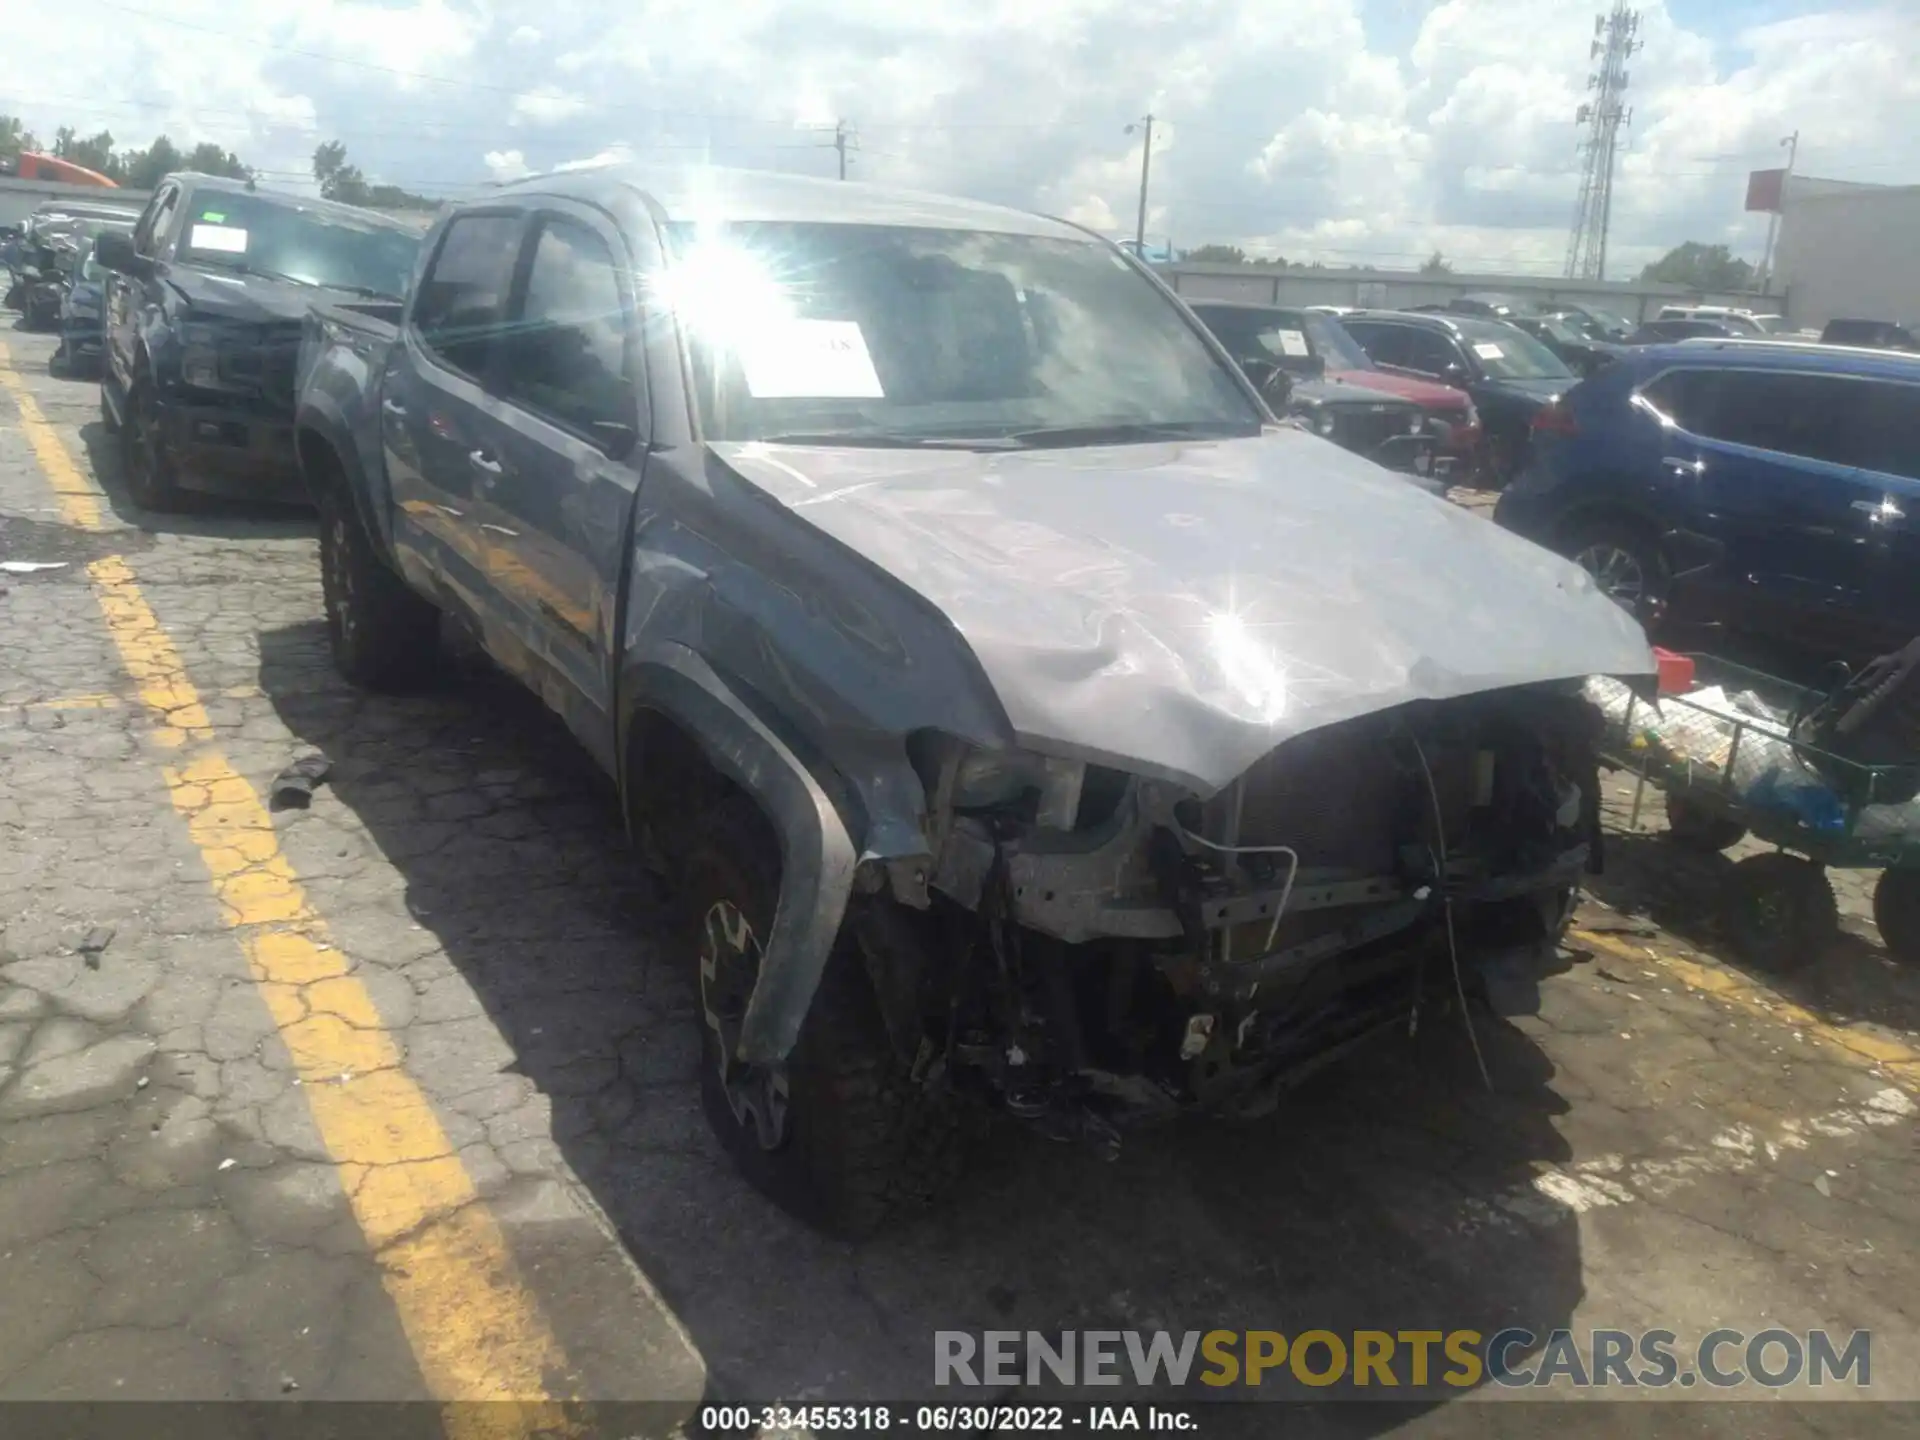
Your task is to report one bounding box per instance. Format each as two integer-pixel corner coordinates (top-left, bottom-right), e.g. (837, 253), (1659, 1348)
(1347, 322), (1409, 369)
(1401, 329), (1463, 378)
(135, 186), (179, 258)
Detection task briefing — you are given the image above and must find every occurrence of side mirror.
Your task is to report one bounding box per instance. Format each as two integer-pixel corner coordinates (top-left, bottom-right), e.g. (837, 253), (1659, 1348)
(93, 230), (145, 277)
(1442, 361), (1470, 384)
(1260, 369), (1296, 411)
(1302, 353), (1327, 380)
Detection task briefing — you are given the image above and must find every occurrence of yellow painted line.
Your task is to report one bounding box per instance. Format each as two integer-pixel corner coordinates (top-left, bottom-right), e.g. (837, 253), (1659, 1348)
(12, 687), (267, 718)
(1571, 926), (1920, 1091)
(0, 343), (107, 532)
(0, 346), (582, 1434)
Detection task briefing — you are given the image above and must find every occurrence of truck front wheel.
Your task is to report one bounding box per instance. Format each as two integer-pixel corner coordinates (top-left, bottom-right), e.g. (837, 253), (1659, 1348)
(122, 379), (186, 511)
(683, 796), (964, 1238)
(316, 489), (439, 689)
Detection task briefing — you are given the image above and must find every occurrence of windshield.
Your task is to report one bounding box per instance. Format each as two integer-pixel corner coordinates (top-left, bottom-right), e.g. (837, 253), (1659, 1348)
(661, 222), (1262, 446)
(1273, 312), (1372, 370)
(1458, 319), (1574, 380)
(1531, 315), (1588, 345)
(175, 191), (420, 298)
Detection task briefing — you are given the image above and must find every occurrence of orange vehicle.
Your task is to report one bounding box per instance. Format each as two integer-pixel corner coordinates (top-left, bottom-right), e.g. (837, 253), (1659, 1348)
(6, 152), (119, 187)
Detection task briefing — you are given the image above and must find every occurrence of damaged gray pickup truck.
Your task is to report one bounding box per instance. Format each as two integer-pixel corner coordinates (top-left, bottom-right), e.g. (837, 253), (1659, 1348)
(294, 164), (1654, 1235)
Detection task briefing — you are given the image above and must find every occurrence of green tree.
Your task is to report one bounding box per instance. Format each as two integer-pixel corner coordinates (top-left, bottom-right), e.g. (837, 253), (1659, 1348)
(52, 126), (121, 178)
(0, 113), (43, 161)
(313, 140), (371, 205)
(1420, 250), (1453, 275)
(314, 141), (436, 211)
(1184, 243), (1250, 264)
(117, 135), (185, 190)
(183, 141), (251, 181)
(1638, 241), (1753, 291)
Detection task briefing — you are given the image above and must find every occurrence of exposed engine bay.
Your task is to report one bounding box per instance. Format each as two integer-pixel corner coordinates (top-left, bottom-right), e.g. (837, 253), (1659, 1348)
(858, 680), (1604, 1142)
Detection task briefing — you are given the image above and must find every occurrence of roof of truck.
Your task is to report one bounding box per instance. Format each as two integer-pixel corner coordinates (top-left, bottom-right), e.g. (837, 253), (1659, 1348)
(489, 163), (1084, 240)
(159, 173), (424, 231)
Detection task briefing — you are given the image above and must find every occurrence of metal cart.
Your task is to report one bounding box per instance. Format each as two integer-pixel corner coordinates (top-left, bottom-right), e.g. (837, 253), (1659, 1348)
(1598, 656), (1920, 971)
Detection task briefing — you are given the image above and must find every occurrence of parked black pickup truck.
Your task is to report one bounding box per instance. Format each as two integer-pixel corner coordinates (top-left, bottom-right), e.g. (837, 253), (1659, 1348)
(294, 164), (1652, 1235)
(93, 173), (421, 510)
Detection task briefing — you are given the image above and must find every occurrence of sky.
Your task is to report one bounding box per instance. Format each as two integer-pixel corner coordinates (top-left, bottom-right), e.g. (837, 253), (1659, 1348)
(3, 0), (1917, 278)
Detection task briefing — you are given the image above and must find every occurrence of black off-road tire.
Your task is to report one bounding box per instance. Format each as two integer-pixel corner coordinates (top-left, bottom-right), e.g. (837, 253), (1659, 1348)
(1723, 852), (1837, 974)
(122, 377), (186, 511)
(316, 488), (440, 690)
(1872, 868), (1920, 967)
(1664, 792), (1749, 853)
(684, 796), (964, 1238)
(1484, 431), (1526, 490)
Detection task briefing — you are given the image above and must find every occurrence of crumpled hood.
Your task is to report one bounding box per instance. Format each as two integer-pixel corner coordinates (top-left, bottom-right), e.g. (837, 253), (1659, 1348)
(711, 432), (1653, 794)
(166, 267), (336, 325)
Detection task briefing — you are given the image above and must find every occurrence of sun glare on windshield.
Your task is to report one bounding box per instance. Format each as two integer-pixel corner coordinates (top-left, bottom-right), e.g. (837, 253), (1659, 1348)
(651, 236), (795, 348)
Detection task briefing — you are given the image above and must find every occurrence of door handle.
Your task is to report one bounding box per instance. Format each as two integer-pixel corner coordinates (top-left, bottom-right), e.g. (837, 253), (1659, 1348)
(381, 398), (407, 418)
(469, 449), (503, 475)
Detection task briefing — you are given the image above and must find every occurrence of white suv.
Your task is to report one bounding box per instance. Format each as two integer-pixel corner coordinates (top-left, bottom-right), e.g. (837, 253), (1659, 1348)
(1654, 305), (1788, 336)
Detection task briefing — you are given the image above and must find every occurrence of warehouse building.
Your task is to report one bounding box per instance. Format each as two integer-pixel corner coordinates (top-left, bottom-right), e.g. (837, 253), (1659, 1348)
(1773, 175), (1920, 334)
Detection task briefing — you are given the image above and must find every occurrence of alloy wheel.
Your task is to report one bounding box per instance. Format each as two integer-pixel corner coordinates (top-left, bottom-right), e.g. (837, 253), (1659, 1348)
(1573, 541), (1647, 610)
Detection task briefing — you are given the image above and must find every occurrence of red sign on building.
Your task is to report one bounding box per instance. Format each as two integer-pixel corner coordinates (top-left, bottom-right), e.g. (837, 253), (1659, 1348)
(1746, 168), (1786, 213)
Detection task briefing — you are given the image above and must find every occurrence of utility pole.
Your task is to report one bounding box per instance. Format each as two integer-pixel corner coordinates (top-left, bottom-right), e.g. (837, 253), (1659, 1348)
(1564, 3), (1641, 281)
(1126, 114), (1154, 253)
(1756, 129), (1798, 293)
(822, 119), (856, 180)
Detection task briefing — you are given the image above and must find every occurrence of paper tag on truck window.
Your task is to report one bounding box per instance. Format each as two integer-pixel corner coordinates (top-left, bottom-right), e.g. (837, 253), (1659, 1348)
(189, 224), (249, 254)
(1275, 329), (1310, 357)
(1473, 342), (1505, 360)
(739, 319), (884, 399)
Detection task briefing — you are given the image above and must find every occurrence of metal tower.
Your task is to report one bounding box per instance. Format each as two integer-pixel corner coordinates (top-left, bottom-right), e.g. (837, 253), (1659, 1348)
(1564, 3), (1641, 280)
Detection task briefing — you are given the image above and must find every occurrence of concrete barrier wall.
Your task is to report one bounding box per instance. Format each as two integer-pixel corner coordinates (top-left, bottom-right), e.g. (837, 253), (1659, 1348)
(1, 175), (151, 229)
(1152, 262), (1779, 326)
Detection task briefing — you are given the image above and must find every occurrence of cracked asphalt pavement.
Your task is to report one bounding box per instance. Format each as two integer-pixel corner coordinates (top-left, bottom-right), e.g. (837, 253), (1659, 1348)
(2, 325), (1917, 1436)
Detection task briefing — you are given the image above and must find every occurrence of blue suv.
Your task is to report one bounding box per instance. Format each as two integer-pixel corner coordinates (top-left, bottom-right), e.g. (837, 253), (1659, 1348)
(1495, 339), (1920, 660)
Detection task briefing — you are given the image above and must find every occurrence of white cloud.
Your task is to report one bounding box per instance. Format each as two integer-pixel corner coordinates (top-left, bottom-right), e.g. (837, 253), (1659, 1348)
(484, 149), (532, 181)
(2, 0), (1913, 279)
(556, 142), (638, 172)
(510, 86), (588, 127)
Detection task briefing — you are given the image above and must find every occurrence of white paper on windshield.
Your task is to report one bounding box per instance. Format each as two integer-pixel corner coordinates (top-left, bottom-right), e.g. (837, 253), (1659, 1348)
(739, 319), (884, 399)
(189, 224), (249, 254)
(1275, 329), (1310, 357)
(1473, 342), (1505, 360)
